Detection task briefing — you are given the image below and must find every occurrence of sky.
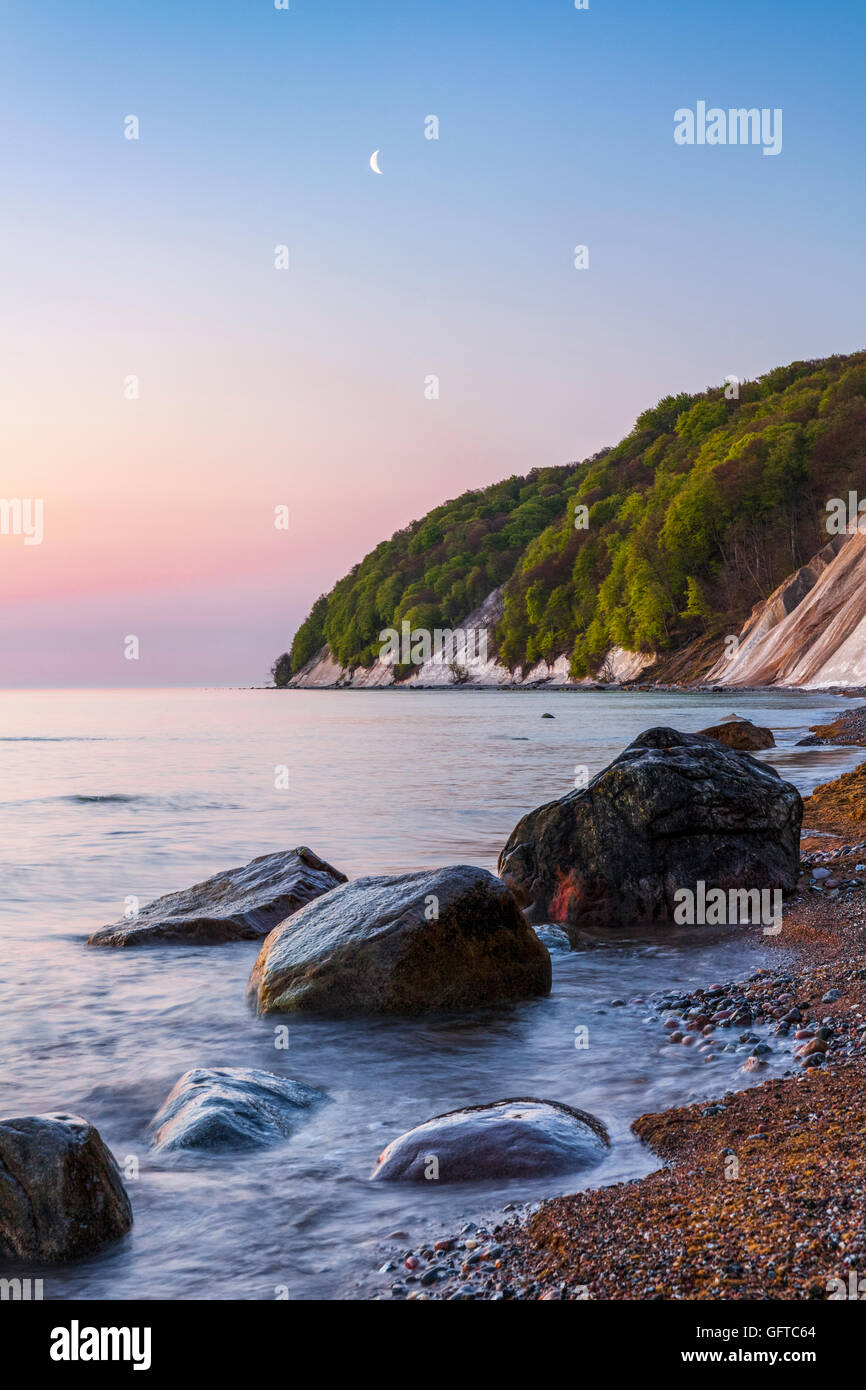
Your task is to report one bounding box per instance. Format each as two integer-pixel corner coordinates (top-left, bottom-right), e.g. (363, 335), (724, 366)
(1, 0), (864, 687)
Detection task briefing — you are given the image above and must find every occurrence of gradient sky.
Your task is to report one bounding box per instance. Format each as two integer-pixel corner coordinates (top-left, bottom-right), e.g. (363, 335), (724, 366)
(1, 0), (864, 686)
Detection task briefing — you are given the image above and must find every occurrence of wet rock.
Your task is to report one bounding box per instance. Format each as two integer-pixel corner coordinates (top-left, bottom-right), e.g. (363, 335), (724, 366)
(741, 1055), (767, 1072)
(533, 925), (572, 953)
(148, 1067), (326, 1153)
(498, 727), (801, 935)
(697, 719), (776, 750)
(0, 1114), (132, 1262)
(247, 865), (551, 1015)
(89, 848), (346, 947)
(370, 1099), (609, 1182)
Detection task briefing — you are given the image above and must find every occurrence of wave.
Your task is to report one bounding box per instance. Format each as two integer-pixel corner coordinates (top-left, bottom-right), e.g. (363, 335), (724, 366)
(65, 794), (142, 804)
(1, 794), (245, 813)
(0, 736), (111, 742)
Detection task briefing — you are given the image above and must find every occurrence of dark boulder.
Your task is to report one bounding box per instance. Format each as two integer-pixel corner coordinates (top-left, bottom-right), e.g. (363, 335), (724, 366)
(498, 726), (802, 935)
(0, 1114), (132, 1262)
(370, 1098), (609, 1182)
(88, 847), (346, 947)
(149, 1068), (326, 1153)
(247, 865), (551, 1016)
(698, 718), (775, 750)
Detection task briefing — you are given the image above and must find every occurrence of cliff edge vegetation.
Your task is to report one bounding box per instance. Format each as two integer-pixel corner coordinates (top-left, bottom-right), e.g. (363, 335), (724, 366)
(280, 352), (866, 685)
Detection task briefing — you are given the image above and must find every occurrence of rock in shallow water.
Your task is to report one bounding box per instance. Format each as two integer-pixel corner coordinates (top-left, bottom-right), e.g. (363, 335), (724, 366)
(149, 1067), (326, 1153)
(370, 1099), (609, 1182)
(0, 1114), (132, 1262)
(247, 865), (551, 1016)
(698, 719), (776, 750)
(533, 924), (572, 952)
(88, 847), (346, 947)
(498, 726), (801, 937)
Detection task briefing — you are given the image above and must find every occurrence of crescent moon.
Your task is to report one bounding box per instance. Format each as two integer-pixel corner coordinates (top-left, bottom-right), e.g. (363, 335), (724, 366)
(369, 149), (383, 175)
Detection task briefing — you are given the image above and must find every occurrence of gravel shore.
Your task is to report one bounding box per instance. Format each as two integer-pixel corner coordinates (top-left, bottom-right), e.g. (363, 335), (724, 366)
(374, 776), (866, 1302)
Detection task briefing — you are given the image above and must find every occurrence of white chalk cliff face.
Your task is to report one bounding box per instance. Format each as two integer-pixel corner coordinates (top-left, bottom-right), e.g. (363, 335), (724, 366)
(289, 532), (866, 691)
(289, 527), (866, 690)
(704, 529), (866, 688)
(288, 586), (657, 689)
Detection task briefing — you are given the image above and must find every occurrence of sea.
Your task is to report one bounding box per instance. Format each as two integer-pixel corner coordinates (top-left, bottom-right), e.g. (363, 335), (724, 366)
(1, 686), (862, 1299)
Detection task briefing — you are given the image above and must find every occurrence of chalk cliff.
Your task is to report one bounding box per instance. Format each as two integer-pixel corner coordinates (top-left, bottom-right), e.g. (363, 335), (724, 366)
(704, 529), (866, 688)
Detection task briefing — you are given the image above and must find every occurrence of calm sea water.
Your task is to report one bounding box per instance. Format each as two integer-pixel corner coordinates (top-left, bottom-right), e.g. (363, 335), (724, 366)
(1, 687), (862, 1300)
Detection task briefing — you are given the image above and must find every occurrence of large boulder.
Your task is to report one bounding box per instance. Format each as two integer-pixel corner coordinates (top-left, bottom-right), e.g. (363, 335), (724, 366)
(247, 865), (551, 1016)
(0, 1114), (132, 1263)
(149, 1067), (326, 1154)
(88, 847), (346, 947)
(498, 726), (802, 935)
(370, 1099), (609, 1182)
(698, 718), (775, 750)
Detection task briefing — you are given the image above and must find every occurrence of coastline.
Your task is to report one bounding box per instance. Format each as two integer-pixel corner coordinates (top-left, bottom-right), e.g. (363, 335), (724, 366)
(269, 683), (866, 696)
(367, 768), (866, 1301)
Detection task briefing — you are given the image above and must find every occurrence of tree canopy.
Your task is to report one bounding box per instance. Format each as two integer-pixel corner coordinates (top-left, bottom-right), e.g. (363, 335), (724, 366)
(282, 351), (866, 681)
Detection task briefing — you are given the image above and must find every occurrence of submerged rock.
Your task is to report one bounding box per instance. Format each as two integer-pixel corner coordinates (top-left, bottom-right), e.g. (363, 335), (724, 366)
(247, 865), (551, 1016)
(370, 1099), (609, 1182)
(88, 847), (346, 947)
(498, 726), (801, 935)
(0, 1114), (132, 1262)
(698, 719), (775, 750)
(534, 924), (572, 952)
(149, 1067), (326, 1153)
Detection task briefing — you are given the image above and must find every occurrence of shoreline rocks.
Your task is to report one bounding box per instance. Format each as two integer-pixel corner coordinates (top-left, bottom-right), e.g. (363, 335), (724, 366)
(697, 718), (775, 750)
(807, 703), (866, 747)
(376, 888), (866, 1299)
(498, 726), (802, 935)
(247, 865), (551, 1016)
(88, 847), (346, 947)
(0, 1114), (132, 1263)
(803, 761), (866, 838)
(149, 1068), (327, 1153)
(370, 1099), (609, 1183)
